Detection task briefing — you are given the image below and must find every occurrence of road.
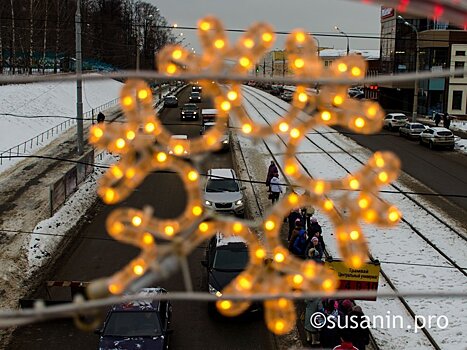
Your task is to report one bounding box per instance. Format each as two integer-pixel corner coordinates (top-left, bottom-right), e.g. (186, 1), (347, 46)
(8, 86), (276, 349)
(334, 126), (467, 229)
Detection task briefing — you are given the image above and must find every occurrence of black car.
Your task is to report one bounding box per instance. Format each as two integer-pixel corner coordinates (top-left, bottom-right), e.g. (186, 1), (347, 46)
(189, 92), (201, 103)
(180, 103), (199, 120)
(163, 95), (178, 108)
(202, 233), (249, 312)
(96, 288), (172, 350)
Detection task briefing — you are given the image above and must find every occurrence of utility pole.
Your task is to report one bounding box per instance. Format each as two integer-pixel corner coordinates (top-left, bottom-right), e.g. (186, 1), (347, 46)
(136, 23), (140, 71)
(75, 0), (84, 155)
(263, 59), (266, 77)
(271, 55), (274, 77)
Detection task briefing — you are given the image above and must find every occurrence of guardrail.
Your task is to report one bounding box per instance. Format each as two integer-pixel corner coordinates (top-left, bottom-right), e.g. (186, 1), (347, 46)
(0, 98), (120, 165)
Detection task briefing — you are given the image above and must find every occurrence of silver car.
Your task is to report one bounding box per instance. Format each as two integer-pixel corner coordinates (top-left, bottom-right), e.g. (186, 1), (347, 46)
(383, 113), (409, 130)
(419, 127), (455, 150)
(399, 122), (426, 139)
(204, 168), (245, 216)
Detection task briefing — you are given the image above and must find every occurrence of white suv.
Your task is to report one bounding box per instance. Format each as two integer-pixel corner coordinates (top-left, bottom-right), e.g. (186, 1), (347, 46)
(383, 113), (409, 130)
(419, 127), (455, 150)
(204, 168), (245, 216)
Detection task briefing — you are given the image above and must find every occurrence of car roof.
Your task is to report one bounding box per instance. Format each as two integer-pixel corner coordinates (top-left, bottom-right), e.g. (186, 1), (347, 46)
(430, 127), (452, 132)
(171, 134), (188, 140)
(183, 103), (197, 108)
(208, 168), (236, 179)
(191, 91), (200, 94)
(387, 113), (407, 117)
(215, 232), (247, 247)
(111, 288), (167, 312)
(204, 122), (216, 127)
(202, 108), (218, 115)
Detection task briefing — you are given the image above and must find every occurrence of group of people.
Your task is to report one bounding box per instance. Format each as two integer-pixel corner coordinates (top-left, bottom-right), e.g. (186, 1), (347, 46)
(434, 112), (453, 129)
(304, 298), (370, 349)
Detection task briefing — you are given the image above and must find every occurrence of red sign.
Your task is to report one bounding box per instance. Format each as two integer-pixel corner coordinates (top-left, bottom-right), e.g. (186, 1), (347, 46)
(381, 7), (395, 19)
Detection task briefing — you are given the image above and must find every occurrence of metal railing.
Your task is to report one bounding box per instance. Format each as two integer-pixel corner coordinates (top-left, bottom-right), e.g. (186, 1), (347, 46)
(0, 98), (120, 165)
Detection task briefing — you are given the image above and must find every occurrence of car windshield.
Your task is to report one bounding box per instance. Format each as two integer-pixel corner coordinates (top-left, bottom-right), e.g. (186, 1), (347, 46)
(394, 115), (407, 120)
(165, 96), (176, 100)
(412, 125), (425, 129)
(206, 178), (239, 192)
(191, 92), (200, 97)
(213, 245), (249, 270)
(103, 311), (162, 337)
(438, 131), (453, 136)
(183, 104), (197, 110)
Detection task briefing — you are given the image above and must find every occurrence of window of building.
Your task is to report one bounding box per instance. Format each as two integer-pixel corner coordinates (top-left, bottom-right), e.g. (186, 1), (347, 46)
(455, 50), (465, 56)
(454, 61), (465, 78)
(452, 91), (462, 110)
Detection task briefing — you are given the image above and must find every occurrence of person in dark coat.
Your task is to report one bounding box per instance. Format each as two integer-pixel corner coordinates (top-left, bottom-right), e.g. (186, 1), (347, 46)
(308, 217), (325, 250)
(320, 300), (343, 349)
(288, 220), (303, 251)
(304, 298), (323, 345)
(445, 114), (452, 129)
(434, 112), (441, 127)
(442, 113), (448, 128)
(348, 306), (370, 350)
(287, 208), (302, 241)
(265, 161), (278, 190)
(97, 112), (106, 124)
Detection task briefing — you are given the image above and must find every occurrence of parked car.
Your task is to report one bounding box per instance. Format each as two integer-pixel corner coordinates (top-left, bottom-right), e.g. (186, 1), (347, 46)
(96, 288), (172, 350)
(419, 127), (455, 150)
(200, 122), (230, 151)
(163, 95), (178, 108)
(180, 103), (199, 120)
(189, 92), (202, 103)
(280, 91), (293, 102)
(399, 122), (426, 139)
(192, 85), (202, 93)
(383, 113), (409, 130)
(204, 168), (245, 217)
(270, 85), (283, 96)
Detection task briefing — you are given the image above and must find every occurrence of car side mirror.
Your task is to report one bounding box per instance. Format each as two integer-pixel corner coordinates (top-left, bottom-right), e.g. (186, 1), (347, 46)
(201, 260), (208, 267)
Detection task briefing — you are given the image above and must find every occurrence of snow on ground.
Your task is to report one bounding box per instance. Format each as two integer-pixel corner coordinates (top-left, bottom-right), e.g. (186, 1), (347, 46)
(0, 74), (123, 172)
(239, 86), (467, 349)
(451, 119), (467, 133)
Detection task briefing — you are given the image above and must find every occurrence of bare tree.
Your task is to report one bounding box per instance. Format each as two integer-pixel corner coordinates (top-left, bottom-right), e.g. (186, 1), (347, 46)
(29, 0), (34, 74)
(10, 0), (16, 74)
(42, 0), (49, 73)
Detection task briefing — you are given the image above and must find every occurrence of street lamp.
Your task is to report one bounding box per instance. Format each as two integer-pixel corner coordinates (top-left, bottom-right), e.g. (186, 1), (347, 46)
(398, 15), (419, 122)
(334, 25), (350, 55)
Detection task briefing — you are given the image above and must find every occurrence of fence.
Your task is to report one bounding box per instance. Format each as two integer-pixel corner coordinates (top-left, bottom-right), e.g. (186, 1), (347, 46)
(0, 98), (119, 165)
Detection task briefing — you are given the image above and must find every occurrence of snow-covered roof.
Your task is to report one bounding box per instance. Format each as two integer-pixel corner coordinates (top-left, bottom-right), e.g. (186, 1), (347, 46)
(208, 168), (235, 179)
(319, 49), (380, 60)
(216, 232), (247, 247)
(202, 109), (218, 115)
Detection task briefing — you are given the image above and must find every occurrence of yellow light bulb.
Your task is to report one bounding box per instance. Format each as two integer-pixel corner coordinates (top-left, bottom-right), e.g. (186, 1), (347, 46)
(238, 277), (252, 290)
(294, 58), (305, 69)
(142, 233), (154, 245)
(298, 92), (308, 103)
(358, 198), (369, 209)
(92, 127), (103, 138)
(349, 178), (360, 189)
(192, 206), (203, 216)
(323, 199), (334, 211)
(378, 171), (388, 183)
(227, 90), (238, 101)
(125, 167), (136, 179)
(239, 57), (250, 67)
(350, 230), (360, 240)
(145, 122), (155, 133)
(156, 152), (167, 163)
(322, 278), (334, 291)
(173, 144), (185, 155)
(351, 66), (362, 77)
(365, 209), (377, 222)
(262, 32), (273, 42)
(295, 32), (306, 42)
(255, 248), (266, 259)
(131, 215), (142, 227)
(375, 157), (385, 168)
(355, 117), (365, 128)
(274, 252), (285, 263)
(220, 100), (231, 111)
(115, 138), (126, 150)
(108, 283), (123, 295)
(264, 220), (275, 231)
(244, 38), (254, 48)
(200, 21), (211, 31)
(111, 166), (123, 179)
(285, 164), (297, 175)
(109, 222), (124, 235)
(126, 130), (136, 140)
(104, 188), (116, 203)
(166, 64), (177, 75)
(214, 39), (225, 49)
(242, 123), (252, 134)
(338, 63), (348, 72)
(333, 95), (344, 106)
(122, 96), (133, 107)
(278, 122), (289, 132)
(321, 111), (331, 121)
(199, 222), (209, 233)
(172, 49), (182, 60)
(278, 298), (288, 308)
(293, 274), (304, 285)
(314, 180), (325, 195)
(164, 225), (175, 236)
(233, 222), (243, 233)
(274, 320), (285, 332)
(367, 106), (377, 117)
(351, 255), (363, 268)
(187, 170), (198, 181)
(303, 263), (316, 278)
(133, 264), (145, 276)
(388, 207), (400, 222)
(138, 89), (148, 100)
(219, 300), (232, 310)
(288, 193), (299, 205)
(290, 128), (300, 139)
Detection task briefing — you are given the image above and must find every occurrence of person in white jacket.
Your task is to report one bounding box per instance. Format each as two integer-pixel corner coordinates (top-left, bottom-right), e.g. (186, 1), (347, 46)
(269, 172), (283, 204)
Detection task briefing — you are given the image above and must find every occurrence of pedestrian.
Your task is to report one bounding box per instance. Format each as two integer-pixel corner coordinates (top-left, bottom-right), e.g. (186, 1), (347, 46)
(434, 112), (441, 127)
(321, 300), (342, 349)
(332, 326), (359, 350)
(445, 114), (452, 129)
(307, 237), (323, 262)
(97, 111), (106, 124)
(269, 172), (282, 204)
(339, 299), (354, 316)
(265, 161), (278, 190)
(348, 306), (370, 350)
(287, 208), (302, 241)
(289, 219), (303, 248)
(304, 298), (323, 345)
(308, 217), (325, 251)
(290, 226), (309, 259)
(442, 113), (448, 128)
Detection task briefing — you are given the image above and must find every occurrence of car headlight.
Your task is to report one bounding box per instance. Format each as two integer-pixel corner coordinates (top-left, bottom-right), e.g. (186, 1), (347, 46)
(182, 111), (185, 114)
(209, 284), (222, 297)
(222, 139), (229, 144)
(205, 200), (212, 206)
(235, 199), (243, 205)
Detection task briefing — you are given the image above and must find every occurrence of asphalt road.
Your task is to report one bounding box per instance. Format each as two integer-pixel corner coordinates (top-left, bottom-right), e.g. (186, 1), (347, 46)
(334, 126), (467, 228)
(8, 86), (275, 349)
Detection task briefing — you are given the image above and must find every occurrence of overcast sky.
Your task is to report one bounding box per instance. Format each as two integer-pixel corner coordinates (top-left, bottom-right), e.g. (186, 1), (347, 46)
(148, 0), (382, 53)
